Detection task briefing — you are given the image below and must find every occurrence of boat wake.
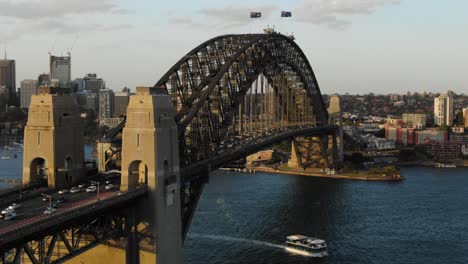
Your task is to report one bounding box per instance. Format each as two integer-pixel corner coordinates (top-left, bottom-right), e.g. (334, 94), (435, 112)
(188, 233), (314, 257)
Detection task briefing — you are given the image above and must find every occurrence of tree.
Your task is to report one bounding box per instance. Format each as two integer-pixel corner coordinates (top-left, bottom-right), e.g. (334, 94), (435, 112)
(438, 124), (449, 131)
(399, 149), (416, 161)
(454, 111), (464, 126)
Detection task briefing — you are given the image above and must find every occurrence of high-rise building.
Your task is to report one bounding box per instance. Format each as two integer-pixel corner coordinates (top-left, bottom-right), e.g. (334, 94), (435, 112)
(0, 54), (16, 107)
(463, 108), (468, 128)
(99, 89), (114, 121)
(20, 79), (37, 108)
(50, 55), (71, 88)
(38, 73), (50, 86)
(114, 88), (130, 117)
(0, 86), (7, 111)
(72, 78), (84, 92)
(83, 73), (105, 92)
(76, 90), (98, 113)
(434, 90), (454, 126)
(72, 74), (105, 93)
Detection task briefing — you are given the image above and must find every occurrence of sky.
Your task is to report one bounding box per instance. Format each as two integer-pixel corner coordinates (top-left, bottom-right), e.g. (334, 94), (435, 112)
(1, 0), (467, 95)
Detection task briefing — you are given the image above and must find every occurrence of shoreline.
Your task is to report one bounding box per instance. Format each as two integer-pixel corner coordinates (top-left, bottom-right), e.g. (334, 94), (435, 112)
(396, 160), (468, 168)
(220, 166), (404, 181)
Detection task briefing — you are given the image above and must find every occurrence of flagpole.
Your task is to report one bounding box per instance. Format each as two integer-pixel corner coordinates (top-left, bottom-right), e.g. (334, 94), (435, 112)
(280, 11), (293, 37)
(250, 12), (262, 34)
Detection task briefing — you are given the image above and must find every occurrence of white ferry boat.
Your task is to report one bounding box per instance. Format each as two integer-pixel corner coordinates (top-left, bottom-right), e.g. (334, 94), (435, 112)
(435, 163), (456, 168)
(285, 235), (328, 257)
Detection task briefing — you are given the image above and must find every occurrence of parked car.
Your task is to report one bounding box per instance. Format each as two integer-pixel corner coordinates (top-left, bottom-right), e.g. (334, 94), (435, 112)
(70, 187), (81, 193)
(58, 189), (68, 194)
(78, 184), (86, 188)
(86, 186), (97, 193)
(105, 184), (115, 190)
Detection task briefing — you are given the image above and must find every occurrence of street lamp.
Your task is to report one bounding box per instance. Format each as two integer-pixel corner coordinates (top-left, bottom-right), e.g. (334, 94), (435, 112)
(19, 181), (22, 199)
(41, 194), (52, 209)
(90, 181), (100, 201)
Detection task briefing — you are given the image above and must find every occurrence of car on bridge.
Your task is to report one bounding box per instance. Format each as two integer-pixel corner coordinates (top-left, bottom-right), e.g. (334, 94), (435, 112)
(86, 186), (97, 193)
(3, 211), (16, 220)
(105, 184), (116, 190)
(43, 207), (56, 215)
(70, 187), (81, 193)
(1, 207), (14, 215)
(58, 189), (69, 194)
(8, 203), (21, 210)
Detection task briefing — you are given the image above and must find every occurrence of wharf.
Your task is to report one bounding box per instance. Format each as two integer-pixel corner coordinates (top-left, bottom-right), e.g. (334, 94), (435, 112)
(221, 166), (404, 181)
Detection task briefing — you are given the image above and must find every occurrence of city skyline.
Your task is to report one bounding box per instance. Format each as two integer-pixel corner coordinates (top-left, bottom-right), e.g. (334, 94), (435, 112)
(0, 0), (467, 94)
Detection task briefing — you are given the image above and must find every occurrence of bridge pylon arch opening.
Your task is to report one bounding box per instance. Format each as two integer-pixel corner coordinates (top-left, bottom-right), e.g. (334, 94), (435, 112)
(29, 157), (47, 185)
(128, 160), (148, 186)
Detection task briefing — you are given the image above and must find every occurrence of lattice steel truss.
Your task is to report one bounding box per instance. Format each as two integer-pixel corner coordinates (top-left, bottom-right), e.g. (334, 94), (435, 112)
(155, 33), (328, 166)
(154, 33), (329, 238)
(97, 32), (331, 240)
(0, 214), (128, 264)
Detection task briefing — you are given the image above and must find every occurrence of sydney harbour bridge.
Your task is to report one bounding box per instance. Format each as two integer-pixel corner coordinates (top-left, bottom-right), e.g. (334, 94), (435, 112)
(0, 30), (341, 264)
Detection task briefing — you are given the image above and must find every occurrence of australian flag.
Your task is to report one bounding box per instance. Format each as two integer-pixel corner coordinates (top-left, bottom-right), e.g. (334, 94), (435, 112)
(250, 12), (262, 18)
(281, 11), (292, 17)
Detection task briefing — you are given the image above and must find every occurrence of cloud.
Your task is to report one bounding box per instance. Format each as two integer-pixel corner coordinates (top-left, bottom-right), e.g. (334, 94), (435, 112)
(0, 18), (134, 43)
(169, 17), (194, 25)
(170, 1), (400, 31)
(28, 19), (133, 35)
(112, 8), (134, 15)
(0, 0), (132, 41)
(0, 0), (124, 19)
(198, 5), (277, 28)
(294, 0), (401, 29)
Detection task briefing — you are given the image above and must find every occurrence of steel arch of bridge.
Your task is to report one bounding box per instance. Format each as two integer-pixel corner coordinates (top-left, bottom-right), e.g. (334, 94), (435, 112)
(153, 33), (331, 238)
(154, 33), (328, 166)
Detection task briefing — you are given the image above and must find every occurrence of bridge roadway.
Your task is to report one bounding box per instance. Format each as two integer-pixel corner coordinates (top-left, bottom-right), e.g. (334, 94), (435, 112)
(0, 184), (147, 250)
(181, 125), (337, 178)
(0, 125), (336, 252)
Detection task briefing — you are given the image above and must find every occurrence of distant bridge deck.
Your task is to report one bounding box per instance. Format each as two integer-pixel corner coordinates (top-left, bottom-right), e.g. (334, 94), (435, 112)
(181, 125), (337, 178)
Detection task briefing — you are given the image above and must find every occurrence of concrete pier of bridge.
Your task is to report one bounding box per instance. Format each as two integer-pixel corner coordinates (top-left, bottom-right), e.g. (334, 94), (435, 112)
(120, 87), (183, 264)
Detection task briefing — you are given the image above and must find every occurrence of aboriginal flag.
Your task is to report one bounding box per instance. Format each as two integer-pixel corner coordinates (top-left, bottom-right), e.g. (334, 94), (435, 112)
(281, 11), (292, 17)
(250, 12), (262, 18)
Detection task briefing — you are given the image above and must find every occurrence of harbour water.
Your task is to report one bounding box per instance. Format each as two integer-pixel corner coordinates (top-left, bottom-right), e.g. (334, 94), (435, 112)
(1, 149), (467, 263)
(184, 168), (468, 264)
(0, 144), (95, 190)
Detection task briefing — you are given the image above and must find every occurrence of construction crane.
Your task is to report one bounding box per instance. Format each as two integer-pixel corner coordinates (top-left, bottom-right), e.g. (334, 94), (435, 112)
(67, 35), (79, 56)
(48, 38), (57, 55)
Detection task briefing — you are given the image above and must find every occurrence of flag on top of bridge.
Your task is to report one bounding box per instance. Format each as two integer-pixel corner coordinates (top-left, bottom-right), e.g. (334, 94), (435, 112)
(250, 12), (262, 18)
(281, 11), (292, 17)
